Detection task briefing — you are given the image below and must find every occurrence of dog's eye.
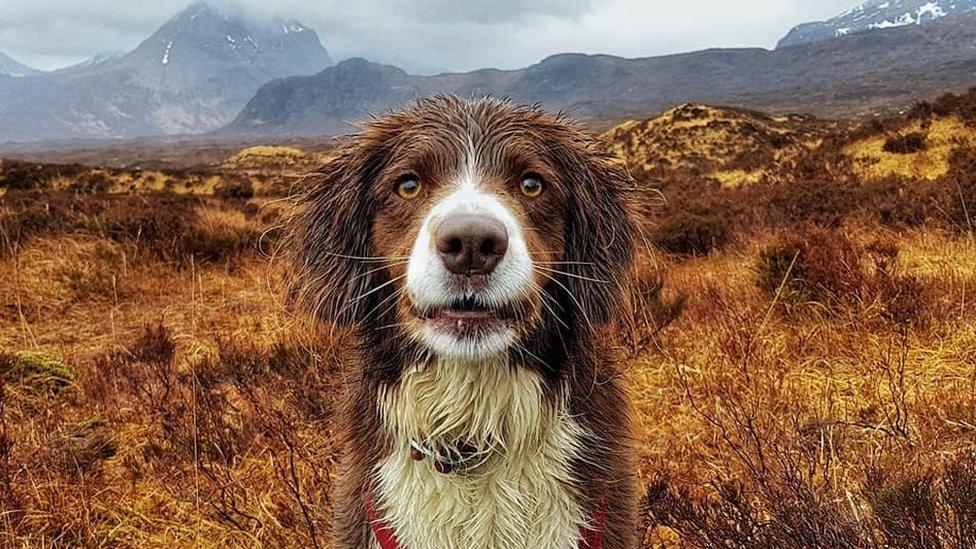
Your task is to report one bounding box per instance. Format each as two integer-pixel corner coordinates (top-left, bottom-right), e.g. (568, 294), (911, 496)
(520, 174), (544, 198)
(396, 176), (422, 200)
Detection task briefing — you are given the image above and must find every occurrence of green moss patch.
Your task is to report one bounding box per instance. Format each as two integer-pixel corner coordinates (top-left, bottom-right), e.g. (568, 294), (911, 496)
(0, 350), (77, 397)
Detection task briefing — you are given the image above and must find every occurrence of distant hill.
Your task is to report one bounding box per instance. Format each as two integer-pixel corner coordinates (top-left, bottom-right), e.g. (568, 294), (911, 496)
(603, 104), (836, 187)
(601, 88), (976, 191)
(0, 1), (333, 142)
(221, 12), (976, 139)
(778, 0), (976, 48)
(0, 52), (42, 77)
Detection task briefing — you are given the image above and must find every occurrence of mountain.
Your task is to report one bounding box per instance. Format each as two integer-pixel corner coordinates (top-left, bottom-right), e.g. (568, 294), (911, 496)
(221, 12), (976, 138)
(0, 52), (42, 77)
(778, 0), (976, 48)
(50, 52), (125, 75)
(0, 1), (333, 142)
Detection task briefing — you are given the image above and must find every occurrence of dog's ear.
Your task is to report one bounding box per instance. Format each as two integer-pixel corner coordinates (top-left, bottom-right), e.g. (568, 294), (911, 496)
(560, 141), (637, 326)
(287, 140), (389, 326)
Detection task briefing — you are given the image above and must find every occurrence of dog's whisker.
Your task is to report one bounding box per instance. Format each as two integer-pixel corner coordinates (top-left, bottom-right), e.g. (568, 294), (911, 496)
(529, 280), (570, 331)
(326, 252), (409, 263)
(364, 286), (407, 321)
(376, 322), (410, 331)
(533, 261), (598, 267)
(535, 270), (593, 328)
(533, 265), (609, 285)
(350, 274), (407, 303)
(354, 261), (410, 281)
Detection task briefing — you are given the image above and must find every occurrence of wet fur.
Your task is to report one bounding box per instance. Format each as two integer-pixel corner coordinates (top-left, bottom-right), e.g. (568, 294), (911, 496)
(287, 96), (639, 548)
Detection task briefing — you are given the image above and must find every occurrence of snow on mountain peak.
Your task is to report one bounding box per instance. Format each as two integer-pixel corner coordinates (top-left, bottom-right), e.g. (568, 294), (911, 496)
(778, 0), (976, 48)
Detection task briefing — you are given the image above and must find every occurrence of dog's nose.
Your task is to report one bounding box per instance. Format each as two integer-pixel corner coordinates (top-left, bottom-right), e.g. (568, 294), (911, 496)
(435, 214), (509, 275)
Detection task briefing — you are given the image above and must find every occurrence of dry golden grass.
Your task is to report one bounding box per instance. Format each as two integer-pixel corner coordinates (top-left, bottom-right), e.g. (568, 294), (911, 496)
(4, 92), (976, 545)
(846, 116), (976, 181)
(1, 185), (974, 546)
(222, 146), (326, 172)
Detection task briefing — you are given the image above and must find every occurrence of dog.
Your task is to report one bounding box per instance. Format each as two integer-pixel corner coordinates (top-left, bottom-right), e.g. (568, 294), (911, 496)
(288, 96), (639, 549)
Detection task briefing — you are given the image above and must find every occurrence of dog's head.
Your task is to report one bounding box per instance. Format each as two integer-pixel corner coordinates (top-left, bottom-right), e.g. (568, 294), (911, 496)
(290, 96), (636, 363)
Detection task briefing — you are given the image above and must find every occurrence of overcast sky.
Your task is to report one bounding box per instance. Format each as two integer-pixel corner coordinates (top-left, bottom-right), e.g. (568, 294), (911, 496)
(0, 0), (857, 73)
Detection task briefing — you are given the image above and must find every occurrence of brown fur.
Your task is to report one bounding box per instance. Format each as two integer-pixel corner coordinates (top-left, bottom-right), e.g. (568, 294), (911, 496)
(287, 96), (639, 548)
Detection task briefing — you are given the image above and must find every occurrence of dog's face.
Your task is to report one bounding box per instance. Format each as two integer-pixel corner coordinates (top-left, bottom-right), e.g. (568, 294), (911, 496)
(291, 97), (635, 365)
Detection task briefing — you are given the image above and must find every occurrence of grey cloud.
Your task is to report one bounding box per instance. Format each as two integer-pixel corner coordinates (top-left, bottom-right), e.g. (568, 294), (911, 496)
(0, 0), (857, 73)
(386, 0), (600, 24)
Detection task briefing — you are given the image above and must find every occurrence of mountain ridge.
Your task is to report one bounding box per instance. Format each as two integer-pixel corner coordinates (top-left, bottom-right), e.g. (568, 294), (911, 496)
(0, 52), (42, 77)
(220, 11), (976, 139)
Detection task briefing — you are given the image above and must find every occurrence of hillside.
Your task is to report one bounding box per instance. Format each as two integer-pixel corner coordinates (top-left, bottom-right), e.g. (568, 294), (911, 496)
(220, 10), (976, 139)
(605, 89), (976, 189)
(603, 104), (835, 187)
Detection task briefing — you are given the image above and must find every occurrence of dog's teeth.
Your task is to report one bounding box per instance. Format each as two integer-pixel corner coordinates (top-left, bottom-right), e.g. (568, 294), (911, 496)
(457, 320), (463, 330)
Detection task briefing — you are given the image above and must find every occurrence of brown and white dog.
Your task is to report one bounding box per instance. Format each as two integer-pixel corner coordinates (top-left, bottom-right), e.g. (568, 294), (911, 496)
(288, 96), (639, 549)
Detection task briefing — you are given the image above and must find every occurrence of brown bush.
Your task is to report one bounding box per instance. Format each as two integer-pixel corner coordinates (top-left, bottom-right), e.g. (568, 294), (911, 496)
(755, 229), (935, 327)
(757, 179), (861, 228)
(756, 227), (867, 305)
(651, 207), (731, 256)
(619, 258), (686, 356)
(214, 178), (255, 200)
(0, 161), (87, 191)
(944, 146), (976, 234)
(871, 178), (939, 228)
(81, 325), (342, 546)
(883, 132), (928, 154)
(68, 171), (113, 193)
(913, 88), (976, 126)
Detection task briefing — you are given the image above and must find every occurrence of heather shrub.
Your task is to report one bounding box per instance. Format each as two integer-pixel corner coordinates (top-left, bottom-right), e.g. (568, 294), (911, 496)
(68, 171), (113, 193)
(756, 227), (866, 305)
(920, 88), (976, 125)
(651, 207), (730, 255)
(883, 132), (928, 154)
(864, 465), (940, 548)
(944, 146), (976, 234)
(214, 178), (255, 200)
(757, 229), (937, 326)
(942, 454), (976, 547)
(81, 325), (340, 546)
(758, 179), (861, 227)
(0, 161), (87, 191)
(0, 164), (44, 191)
(872, 178), (939, 228)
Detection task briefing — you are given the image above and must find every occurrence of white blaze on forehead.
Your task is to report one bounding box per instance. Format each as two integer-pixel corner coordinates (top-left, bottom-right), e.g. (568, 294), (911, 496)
(404, 155), (535, 360)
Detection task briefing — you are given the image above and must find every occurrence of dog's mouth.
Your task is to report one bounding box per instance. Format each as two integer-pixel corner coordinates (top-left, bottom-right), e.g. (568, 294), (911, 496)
(414, 295), (519, 337)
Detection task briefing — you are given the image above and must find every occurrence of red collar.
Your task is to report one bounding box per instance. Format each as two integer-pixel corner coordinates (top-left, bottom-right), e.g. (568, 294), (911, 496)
(364, 492), (606, 549)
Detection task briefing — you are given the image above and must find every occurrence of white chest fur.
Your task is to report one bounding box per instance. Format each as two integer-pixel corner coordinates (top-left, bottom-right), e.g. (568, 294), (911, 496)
(375, 357), (586, 549)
